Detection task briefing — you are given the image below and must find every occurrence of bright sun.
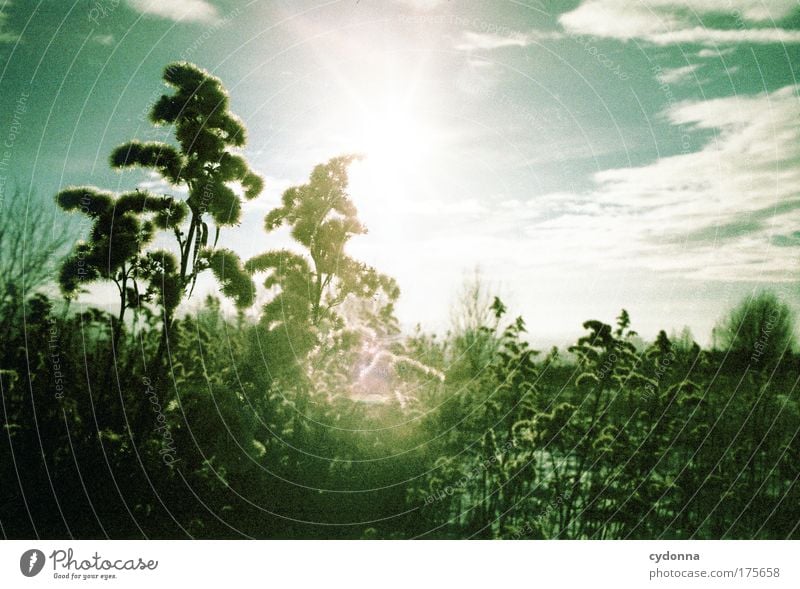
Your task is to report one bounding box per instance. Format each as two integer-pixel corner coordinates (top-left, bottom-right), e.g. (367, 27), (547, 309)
(361, 108), (428, 172)
(351, 103), (439, 191)
(345, 103), (443, 238)
(326, 55), (449, 241)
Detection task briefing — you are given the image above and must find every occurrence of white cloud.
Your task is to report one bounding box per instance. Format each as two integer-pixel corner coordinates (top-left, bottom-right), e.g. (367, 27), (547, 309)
(126, 0), (218, 23)
(454, 29), (564, 51)
(137, 171), (188, 195)
(402, 85), (800, 287)
(644, 0), (798, 22)
(394, 0), (445, 9)
(644, 27), (800, 45)
(241, 175), (293, 214)
(558, 0), (800, 46)
(696, 47), (735, 58)
(454, 57), (504, 95)
(454, 2), (800, 53)
(560, 1), (680, 41)
(92, 34), (115, 46)
(654, 63), (701, 84)
(558, 85), (800, 281)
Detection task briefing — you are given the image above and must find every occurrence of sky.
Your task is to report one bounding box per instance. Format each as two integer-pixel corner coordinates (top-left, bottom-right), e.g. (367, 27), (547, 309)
(0, 0), (799, 346)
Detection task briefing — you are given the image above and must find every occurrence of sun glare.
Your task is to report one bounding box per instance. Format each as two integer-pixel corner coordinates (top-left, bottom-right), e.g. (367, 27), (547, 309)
(326, 55), (451, 279)
(342, 98), (445, 245)
(361, 108), (427, 172)
(352, 103), (439, 190)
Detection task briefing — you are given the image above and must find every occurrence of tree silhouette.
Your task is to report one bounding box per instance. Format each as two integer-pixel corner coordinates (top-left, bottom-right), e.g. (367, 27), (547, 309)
(56, 187), (185, 328)
(247, 155), (398, 357)
(56, 62), (261, 328)
(0, 186), (74, 326)
(713, 290), (795, 368)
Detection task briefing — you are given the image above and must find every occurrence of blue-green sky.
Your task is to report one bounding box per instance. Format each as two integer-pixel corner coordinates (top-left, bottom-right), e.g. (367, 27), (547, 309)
(1, 0), (799, 344)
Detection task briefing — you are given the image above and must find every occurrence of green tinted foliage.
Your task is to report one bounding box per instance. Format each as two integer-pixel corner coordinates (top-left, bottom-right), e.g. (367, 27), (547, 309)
(139, 249), (182, 315)
(714, 290), (796, 368)
(56, 188), (156, 295)
(109, 62), (261, 313)
(56, 186), (114, 217)
(56, 62), (262, 325)
(250, 155), (398, 348)
(2, 279), (798, 540)
(12, 59), (800, 543)
(110, 141), (184, 183)
(201, 248), (255, 309)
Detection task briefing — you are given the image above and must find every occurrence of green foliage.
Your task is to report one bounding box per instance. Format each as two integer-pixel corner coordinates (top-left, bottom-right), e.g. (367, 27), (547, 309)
(110, 141), (183, 183)
(1, 279), (799, 540)
(56, 187), (184, 324)
(248, 156), (399, 374)
(714, 290), (796, 368)
(200, 248), (255, 309)
(56, 62), (263, 329)
(8, 60), (800, 542)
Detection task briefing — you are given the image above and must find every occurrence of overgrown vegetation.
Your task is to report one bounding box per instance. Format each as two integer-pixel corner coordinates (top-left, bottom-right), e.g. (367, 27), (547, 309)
(1, 63), (798, 539)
